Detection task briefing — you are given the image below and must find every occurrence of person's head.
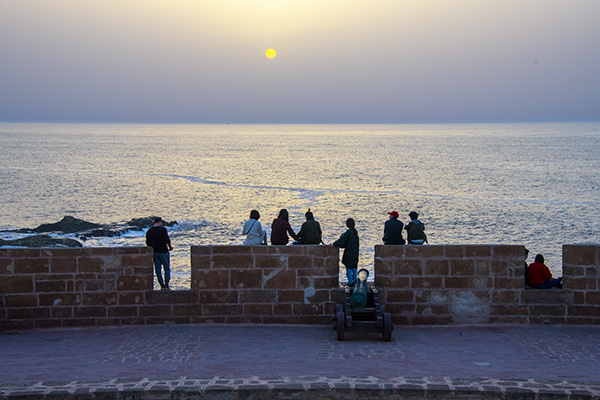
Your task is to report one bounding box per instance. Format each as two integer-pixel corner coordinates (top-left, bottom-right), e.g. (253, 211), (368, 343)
(346, 218), (355, 229)
(153, 217), (163, 226)
(249, 210), (260, 220)
(535, 254), (545, 264)
(305, 209), (314, 220)
(409, 211), (419, 220)
(278, 209), (289, 221)
(388, 211), (399, 219)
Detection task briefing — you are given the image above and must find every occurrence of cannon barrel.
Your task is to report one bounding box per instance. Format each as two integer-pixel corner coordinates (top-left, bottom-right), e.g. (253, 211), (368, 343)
(350, 268), (370, 309)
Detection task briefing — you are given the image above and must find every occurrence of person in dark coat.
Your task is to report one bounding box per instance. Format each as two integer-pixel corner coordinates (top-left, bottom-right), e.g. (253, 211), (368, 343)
(405, 211), (428, 245)
(271, 209), (298, 245)
(145, 217), (173, 290)
(297, 209), (322, 244)
(333, 218), (360, 286)
(382, 210), (405, 245)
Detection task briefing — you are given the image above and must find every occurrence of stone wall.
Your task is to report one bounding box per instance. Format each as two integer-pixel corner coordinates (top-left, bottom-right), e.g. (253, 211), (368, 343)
(1, 244), (599, 330)
(374, 244), (600, 325)
(0, 246), (340, 330)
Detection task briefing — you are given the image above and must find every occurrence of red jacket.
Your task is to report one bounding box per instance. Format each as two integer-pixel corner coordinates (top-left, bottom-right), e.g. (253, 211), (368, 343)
(527, 262), (553, 286)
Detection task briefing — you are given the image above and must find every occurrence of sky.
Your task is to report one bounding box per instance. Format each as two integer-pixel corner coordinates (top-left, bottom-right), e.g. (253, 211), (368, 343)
(1, 0), (599, 124)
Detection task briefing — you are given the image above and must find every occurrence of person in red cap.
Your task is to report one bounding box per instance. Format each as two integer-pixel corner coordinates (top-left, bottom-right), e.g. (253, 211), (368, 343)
(382, 211), (405, 245)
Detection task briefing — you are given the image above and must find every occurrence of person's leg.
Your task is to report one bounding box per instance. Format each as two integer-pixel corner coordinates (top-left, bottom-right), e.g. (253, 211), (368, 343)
(153, 253), (165, 288)
(346, 268), (357, 286)
(534, 278), (561, 289)
(156, 253), (171, 289)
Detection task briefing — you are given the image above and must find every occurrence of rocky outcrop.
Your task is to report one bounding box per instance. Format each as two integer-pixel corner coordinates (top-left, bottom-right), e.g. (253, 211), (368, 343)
(33, 216), (102, 234)
(0, 235), (82, 248)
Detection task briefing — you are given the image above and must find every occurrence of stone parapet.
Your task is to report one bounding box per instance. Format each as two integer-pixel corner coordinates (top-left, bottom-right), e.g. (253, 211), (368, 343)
(1, 244), (599, 330)
(374, 244), (600, 325)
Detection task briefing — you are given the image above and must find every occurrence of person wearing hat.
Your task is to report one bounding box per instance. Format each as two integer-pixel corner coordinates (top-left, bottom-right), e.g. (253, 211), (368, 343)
(382, 211), (405, 245)
(145, 217), (173, 290)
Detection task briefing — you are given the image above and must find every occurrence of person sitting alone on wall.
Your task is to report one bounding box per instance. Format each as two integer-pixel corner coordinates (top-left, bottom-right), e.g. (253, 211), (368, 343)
(527, 254), (562, 289)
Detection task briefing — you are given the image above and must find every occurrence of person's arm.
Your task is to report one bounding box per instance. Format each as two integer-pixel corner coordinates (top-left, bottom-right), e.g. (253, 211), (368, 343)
(164, 229), (173, 251)
(333, 230), (349, 248)
(543, 265), (553, 280)
(286, 222), (298, 241)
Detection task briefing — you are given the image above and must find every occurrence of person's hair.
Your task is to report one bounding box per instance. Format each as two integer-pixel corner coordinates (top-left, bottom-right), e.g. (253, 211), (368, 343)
(278, 209), (289, 221)
(535, 254), (544, 264)
(305, 209), (314, 220)
(346, 218), (355, 229)
(409, 211), (419, 220)
(154, 217), (162, 224)
(249, 210), (260, 220)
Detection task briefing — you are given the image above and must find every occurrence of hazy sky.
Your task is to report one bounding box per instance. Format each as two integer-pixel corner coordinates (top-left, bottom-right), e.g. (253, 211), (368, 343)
(1, 0), (599, 123)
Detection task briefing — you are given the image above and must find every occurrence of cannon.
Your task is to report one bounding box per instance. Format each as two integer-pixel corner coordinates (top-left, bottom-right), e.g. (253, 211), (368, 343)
(333, 268), (393, 341)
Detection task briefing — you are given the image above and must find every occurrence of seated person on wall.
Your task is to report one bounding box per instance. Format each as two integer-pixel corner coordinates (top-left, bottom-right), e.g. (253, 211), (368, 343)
(405, 211), (428, 245)
(271, 208), (299, 245)
(382, 210), (405, 245)
(242, 209), (267, 245)
(527, 254), (562, 289)
(296, 209), (322, 244)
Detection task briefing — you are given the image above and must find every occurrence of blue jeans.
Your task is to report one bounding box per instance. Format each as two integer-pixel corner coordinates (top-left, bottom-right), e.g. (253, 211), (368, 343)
(532, 278), (561, 289)
(346, 268), (358, 286)
(153, 252), (170, 288)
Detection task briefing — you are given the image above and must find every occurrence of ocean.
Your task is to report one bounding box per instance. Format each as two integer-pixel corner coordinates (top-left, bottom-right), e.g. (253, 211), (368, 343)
(1, 122), (599, 289)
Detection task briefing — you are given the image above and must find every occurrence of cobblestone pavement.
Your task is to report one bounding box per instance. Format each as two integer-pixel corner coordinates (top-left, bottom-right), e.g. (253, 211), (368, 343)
(1, 324), (600, 398)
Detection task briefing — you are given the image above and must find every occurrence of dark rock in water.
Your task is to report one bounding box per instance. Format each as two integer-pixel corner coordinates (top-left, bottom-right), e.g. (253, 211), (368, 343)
(0, 235), (82, 248)
(33, 216), (102, 234)
(127, 217), (178, 229)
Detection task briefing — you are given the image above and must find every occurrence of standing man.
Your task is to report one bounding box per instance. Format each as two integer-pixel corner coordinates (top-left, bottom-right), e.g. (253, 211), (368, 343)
(146, 217), (173, 290)
(382, 211), (405, 245)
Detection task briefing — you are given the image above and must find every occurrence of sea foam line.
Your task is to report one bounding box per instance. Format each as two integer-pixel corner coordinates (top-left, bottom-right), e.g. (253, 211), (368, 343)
(164, 173), (598, 207)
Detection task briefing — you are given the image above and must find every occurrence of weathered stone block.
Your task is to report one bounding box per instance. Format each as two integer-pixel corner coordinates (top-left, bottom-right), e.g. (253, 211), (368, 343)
(445, 245), (465, 258)
(38, 293), (79, 306)
(494, 277), (525, 289)
(51, 307), (73, 318)
(263, 269), (297, 289)
(273, 304), (293, 315)
(464, 245), (492, 258)
(77, 257), (104, 273)
(243, 304), (273, 315)
(74, 306), (107, 318)
(492, 290), (520, 304)
(254, 255), (286, 269)
(138, 305), (172, 317)
(490, 304), (529, 316)
(293, 303), (323, 315)
(287, 255), (313, 269)
(212, 254), (253, 269)
(563, 245), (598, 266)
(0, 275), (34, 293)
(586, 291), (600, 305)
(445, 277), (489, 289)
(520, 289), (571, 304)
(173, 304), (203, 316)
(450, 259), (475, 276)
(387, 289), (415, 303)
(117, 276), (151, 291)
(305, 245), (335, 257)
(394, 259), (423, 276)
(530, 304), (566, 317)
(108, 306), (139, 317)
(229, 269), (262, 289)
(0, 248), (41, 258)
(190, 246), (212, 255)
(424, 259), (449, 275)
(268, 246), (305, 255)
(35, 280), (67, 293)
(568, 305), (600, 317)
(4, 294), (37, 307)
(192, 269), (229, 290)
(14, 258), (49, 274)
(375, 244), (405, 258)
(118, 292), (144, 305)
(202, 304), (243, 316)
(239, 289), (275, 303)
(277, 290), (305, 303)
(566, 277), (597, 291)
(493, 245), (526, 259)
(211, 246), (252, 254)
(405, 245), (444, 258)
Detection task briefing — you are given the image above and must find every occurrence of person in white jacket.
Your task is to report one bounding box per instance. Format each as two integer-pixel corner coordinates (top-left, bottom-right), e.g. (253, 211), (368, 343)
(242, 210), (267, 245)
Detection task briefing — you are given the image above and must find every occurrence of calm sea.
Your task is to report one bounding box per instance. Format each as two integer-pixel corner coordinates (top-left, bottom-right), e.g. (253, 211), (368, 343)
(1, 122), (599, 289)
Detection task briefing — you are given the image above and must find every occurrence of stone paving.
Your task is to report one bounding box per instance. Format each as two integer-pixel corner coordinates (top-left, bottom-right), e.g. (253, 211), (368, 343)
(1, 324), (600, 399)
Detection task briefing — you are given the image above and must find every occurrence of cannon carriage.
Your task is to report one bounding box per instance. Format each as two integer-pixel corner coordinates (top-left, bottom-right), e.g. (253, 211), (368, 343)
(333, 268), (393, 341)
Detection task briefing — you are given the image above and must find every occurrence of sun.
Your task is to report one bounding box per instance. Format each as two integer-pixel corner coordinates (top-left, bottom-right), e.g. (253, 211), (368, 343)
(265, 48), (276, 59)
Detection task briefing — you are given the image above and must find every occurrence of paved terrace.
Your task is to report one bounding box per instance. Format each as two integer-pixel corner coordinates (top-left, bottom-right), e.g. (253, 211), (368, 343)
(1, 324), (600, 399)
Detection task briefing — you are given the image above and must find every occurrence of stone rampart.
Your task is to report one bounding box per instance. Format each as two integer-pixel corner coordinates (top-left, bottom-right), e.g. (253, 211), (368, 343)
(1, 244), (598, 330)
(374, 244), (599, 325)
